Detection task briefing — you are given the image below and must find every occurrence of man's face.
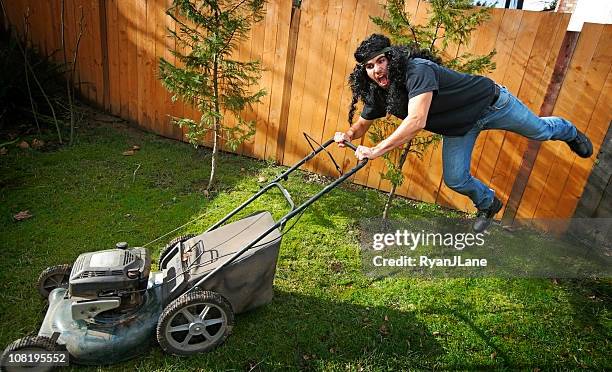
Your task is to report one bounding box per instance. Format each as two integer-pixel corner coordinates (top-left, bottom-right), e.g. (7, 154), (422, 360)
(364, 54), (389, 88)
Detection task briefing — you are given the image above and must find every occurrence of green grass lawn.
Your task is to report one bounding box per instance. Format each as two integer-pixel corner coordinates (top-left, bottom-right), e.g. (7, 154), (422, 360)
(1, 116), (610, 371)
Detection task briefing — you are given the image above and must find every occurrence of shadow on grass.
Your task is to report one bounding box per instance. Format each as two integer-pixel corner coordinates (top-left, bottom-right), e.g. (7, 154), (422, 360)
(560, 278), (612, 342)
(121, 287), (583, 371)
(235, 289), (441, 370)
(119, 289), (442, 371)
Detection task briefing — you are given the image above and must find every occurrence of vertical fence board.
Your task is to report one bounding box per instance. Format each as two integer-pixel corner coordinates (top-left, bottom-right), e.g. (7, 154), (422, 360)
(283, 0), (316, 166)
(161, 0), (181, 140)
(45, 1), (56, 59)
(69, 1), (82, 100)
(251, 2), (270, 159)
(167, 0), (184, 141)
(135, 0), (145, 127)
(296, 0), (330, 172)
(309, 0), (343, 176)
(85, 0), (97, 103)
(318, 0), (360, 178)
(155, 0), (177, 139)
(514, 14), (572, 219)
(254, 0), (276, 160)
(151, 0), (162, 134)
(117, 0), (128, 117)
(264, 2), (292, 161)
(38, 1), (50, 55)
(241, 7), (262, 157)
(481, 11), (541, 216)
(73, 1), (86, 101)
(325, 0), (363, 179)
(85, 1), (97, 103)
(73, 1), (84, 97)
(219, 10), (241, 153)
(121, 1), (137, 122)
(234, 9), (254, 155)
(143, 0), (154, 130)
(46, 1), (57, 56)
(310, 0), (344, 176)
(64, 2), (82, 104)
(26, 1), (39, 51)
(335, 0), (373, 185)
(12, 1), (28, 36)
(106, 0), (118, 115)
(91, 0), (103, 106)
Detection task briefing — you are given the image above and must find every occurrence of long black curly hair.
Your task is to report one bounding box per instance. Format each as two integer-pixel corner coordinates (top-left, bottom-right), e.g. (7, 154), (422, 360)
(348, 34), (441, 124)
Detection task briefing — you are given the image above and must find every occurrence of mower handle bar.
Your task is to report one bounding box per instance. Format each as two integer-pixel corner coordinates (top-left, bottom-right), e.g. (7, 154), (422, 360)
(340, 139), (359, 151)
(204, 137), (365, 233)
(185, 137), (367, 294)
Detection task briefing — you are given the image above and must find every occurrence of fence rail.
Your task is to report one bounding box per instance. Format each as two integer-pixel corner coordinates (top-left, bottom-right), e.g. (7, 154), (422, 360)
(3, 0), (611, 224)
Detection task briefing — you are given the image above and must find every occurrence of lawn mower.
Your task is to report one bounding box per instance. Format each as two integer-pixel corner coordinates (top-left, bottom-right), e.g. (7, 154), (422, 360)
(0, 136), (367, 371)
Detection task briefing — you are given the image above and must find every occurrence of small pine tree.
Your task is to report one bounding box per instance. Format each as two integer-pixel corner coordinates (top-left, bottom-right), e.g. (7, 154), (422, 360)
(543, 0), (558, 11)
(369, 0), (496, 219)
(159, 0), (266, 192)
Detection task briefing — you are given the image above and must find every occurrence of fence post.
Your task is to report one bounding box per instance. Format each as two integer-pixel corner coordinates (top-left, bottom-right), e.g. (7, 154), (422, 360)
(275, 5), (301, 164)
(98, 0), (109, 111)
(501, 30), (580, 225)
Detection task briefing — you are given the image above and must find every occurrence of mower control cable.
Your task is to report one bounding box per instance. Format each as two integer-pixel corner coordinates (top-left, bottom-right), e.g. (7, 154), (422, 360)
(141, 206), (221, 249)
(303, 132), (343, 176)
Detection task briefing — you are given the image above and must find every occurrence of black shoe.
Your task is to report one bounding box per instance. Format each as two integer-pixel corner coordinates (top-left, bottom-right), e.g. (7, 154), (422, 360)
(473, 196), (503, 233)
(566, 129), (593, 158)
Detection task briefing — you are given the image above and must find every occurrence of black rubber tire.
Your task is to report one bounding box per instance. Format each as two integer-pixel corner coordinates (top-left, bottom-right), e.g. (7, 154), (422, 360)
(0, 336), (59, 372)
(37, 264), (72, 299)
(157, 290), (234, 355)
(159, 234), (196, 270)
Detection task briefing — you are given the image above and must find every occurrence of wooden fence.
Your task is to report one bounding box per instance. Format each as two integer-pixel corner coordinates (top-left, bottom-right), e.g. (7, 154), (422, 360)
(3, 0), (611, 223)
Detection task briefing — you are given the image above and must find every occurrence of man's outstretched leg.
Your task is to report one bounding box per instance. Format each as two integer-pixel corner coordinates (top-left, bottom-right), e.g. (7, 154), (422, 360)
(480, 86), (593, 158)
(463, 85), (594, 232)
(441, 127), (502, 233)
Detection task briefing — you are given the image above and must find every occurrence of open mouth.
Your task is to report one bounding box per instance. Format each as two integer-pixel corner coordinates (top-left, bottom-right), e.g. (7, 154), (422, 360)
(376, 74), (389, 87)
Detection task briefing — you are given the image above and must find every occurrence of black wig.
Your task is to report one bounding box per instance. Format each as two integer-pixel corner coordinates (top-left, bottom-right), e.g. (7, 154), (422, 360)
(348, 34), (441, 124)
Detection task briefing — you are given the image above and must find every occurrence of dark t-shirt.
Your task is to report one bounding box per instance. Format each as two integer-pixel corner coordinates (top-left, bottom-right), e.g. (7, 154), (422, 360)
(361, 58), (496, 136)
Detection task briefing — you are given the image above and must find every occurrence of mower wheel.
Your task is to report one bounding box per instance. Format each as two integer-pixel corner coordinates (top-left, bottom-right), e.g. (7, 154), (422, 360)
(37, 264), (72, 298)
(157, 290), (234, 355)
(0, 336), (60, 372)
(159, 234), (196, 269)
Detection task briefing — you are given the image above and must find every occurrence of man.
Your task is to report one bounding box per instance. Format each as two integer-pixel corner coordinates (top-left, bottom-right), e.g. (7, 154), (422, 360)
(334, 34), (593, 232)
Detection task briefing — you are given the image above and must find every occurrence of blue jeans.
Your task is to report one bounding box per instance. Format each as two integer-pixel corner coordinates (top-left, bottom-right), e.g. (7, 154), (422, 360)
(441, 86), (577, 210)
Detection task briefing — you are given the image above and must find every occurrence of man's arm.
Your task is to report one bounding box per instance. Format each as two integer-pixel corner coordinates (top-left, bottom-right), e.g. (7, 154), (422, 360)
(355, 92), (433, 160)
(335, 116), (374, 147)
(346, 116), (374, 141)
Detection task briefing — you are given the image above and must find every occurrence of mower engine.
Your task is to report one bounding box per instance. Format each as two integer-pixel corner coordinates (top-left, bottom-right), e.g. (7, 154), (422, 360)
(68, 247), (151, 320)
